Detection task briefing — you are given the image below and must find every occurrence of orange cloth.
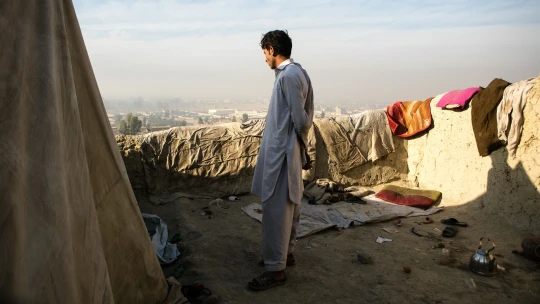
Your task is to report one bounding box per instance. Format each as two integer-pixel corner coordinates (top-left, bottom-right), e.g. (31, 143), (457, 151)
(386, 97), (434, 138)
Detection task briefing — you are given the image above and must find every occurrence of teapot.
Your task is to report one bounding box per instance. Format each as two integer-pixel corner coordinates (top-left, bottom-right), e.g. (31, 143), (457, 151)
(469, 237), (497, 276)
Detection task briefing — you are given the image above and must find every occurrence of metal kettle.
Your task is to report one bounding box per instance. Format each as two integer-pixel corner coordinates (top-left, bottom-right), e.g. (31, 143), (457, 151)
(469, 237), (498, 276)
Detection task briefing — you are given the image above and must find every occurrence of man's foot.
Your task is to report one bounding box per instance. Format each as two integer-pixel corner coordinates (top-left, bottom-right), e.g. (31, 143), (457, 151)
(248, 271), (286, 291)
(258, 253), (296, 267)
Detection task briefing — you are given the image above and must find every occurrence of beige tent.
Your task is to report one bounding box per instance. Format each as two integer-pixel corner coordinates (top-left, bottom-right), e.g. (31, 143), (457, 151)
(0, 1), (167, 303)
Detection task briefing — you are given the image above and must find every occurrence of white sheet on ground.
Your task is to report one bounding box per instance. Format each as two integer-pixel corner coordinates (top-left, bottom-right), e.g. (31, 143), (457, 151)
(242, 203), (353, 238)
(242, 194), (442, 237)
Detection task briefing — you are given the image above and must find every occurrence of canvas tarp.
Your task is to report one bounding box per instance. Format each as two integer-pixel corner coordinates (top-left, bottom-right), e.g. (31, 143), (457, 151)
(118, 120), (266, 203)
(301, 125), (318, 182)
(0, 1), (167, 303)
(118, 109), (398, 201)
(313, 110), (395, 174)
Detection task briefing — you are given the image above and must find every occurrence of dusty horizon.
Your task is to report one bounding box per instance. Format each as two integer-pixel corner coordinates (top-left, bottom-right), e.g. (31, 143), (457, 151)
(75, 0), (540, 104)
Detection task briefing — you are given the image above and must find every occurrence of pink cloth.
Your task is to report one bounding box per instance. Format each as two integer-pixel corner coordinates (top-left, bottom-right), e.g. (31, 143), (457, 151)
(436, 87), (480, 110)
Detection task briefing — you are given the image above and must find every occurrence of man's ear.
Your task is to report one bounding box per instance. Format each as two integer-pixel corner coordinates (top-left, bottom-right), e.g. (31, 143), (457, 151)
(268, 46), (275, 57)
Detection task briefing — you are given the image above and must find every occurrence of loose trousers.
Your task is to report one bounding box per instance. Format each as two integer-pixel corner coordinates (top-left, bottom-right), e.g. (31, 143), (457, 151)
(261, 159), (301, 272)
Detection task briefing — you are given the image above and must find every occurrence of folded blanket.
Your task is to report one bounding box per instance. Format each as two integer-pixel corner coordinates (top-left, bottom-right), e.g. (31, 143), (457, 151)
(375, 185), (441, 209)
(386, 97), (434, 138)
(497, 78), (536, 158)
(471, 78), (511, 156)
(314, 110), (395, 173)
(436, 87), (480, 110)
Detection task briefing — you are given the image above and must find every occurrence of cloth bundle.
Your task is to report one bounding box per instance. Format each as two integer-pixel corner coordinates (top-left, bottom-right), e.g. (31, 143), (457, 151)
(435, 87), (480, 110)
(303, 179), (372, 205)
(142, 213), (181, 265)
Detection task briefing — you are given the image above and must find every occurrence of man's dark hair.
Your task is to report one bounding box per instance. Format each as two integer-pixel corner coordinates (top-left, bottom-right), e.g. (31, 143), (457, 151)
(260, 30), (292, 58)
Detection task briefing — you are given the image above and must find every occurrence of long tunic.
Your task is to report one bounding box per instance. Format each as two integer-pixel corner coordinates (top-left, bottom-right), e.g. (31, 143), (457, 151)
(251, 59), (314, 204)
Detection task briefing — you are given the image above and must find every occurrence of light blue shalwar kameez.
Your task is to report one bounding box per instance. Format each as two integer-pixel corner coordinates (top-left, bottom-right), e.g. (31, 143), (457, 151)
(251, 59), (314, 271)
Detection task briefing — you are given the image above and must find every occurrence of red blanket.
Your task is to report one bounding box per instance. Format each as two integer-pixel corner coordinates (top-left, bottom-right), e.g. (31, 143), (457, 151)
(375, 185), (441, 209)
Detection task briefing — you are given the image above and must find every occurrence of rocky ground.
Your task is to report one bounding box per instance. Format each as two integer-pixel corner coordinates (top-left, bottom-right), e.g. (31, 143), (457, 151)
(140, 193), (540, 304)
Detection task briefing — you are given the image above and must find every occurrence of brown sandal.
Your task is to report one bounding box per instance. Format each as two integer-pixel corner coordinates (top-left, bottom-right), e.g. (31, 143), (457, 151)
(248, 272), (287, 291)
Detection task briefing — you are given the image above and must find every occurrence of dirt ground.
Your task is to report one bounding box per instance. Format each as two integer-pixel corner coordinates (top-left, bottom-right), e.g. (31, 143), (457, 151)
(140, 193), (540, 304)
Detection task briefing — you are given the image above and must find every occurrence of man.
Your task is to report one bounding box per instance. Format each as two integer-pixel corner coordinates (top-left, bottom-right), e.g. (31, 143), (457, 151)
(248, 30), (314, 290)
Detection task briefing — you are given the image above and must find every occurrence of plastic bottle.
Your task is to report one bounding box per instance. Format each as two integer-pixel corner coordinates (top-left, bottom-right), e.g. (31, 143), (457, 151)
(439, 247), (451, 265)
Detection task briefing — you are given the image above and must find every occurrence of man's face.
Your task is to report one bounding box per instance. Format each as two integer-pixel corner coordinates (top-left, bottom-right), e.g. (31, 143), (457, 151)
(263, 47), (276, 69)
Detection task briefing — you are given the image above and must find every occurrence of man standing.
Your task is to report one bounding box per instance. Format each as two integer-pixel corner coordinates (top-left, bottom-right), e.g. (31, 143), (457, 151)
(249, 30), (314, 290)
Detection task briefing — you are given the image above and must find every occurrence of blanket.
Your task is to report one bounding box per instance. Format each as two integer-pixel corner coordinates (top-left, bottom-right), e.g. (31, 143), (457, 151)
(386, 97), (434, 138)
(436, 87), (480, 110)
(375, 185), (442, 209)
(471, 78), (511, 156)
(313, 110), (395, 173)
(497, 78), (537, 158)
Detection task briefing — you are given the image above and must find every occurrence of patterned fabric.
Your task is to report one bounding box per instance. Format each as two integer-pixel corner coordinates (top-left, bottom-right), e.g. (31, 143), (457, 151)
(386, 97), (434, 138)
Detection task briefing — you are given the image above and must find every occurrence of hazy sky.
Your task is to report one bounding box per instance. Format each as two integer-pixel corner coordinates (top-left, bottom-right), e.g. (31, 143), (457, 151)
(73, 0), (540, 104)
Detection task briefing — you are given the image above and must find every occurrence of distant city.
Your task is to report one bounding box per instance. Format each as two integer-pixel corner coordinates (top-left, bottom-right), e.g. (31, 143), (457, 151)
(104, 97), (387, 135)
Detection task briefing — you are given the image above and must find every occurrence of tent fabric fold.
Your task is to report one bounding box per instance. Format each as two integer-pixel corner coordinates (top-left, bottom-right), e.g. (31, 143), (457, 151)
(0, 1), (167, 303)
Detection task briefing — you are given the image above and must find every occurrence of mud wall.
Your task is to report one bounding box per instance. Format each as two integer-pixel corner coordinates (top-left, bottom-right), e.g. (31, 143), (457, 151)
(406, 75), (540, 233)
